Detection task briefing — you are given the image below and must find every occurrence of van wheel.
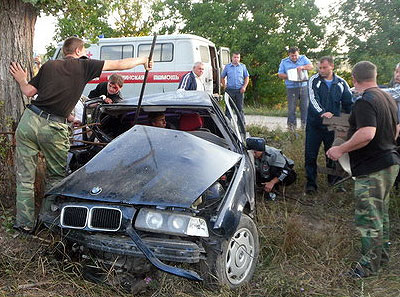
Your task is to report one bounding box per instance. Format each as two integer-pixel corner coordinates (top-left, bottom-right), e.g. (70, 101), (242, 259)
(201, 214), (259, 288)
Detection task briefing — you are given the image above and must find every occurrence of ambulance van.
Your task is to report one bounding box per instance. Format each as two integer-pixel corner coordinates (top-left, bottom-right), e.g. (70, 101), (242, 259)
(53, 34), (231, 98)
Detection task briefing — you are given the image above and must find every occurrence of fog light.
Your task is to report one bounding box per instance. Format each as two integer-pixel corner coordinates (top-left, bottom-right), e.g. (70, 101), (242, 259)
(50, 204), (59, 212)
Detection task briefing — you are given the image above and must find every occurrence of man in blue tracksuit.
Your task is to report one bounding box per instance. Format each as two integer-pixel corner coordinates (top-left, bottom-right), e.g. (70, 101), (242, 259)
(305, 56), (353, 194)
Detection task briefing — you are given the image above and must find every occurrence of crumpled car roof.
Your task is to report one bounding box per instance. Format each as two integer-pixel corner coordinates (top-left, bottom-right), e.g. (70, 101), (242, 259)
(49, 125), (241, 208)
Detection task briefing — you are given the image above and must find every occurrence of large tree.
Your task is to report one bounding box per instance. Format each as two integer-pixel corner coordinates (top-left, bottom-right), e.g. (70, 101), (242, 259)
(153, 0), (330, 105)
(337, 0), (400, 84)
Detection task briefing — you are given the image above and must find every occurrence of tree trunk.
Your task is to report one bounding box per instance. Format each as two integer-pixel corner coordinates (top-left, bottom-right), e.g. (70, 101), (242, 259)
(0, 0), (37, 206)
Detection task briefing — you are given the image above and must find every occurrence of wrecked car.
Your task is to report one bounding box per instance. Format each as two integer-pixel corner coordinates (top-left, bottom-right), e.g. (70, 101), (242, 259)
(39, 90), (264, 289)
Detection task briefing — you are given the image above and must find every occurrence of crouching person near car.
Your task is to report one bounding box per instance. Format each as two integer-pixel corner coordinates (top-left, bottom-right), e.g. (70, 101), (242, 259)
(254, 144), (297, 200)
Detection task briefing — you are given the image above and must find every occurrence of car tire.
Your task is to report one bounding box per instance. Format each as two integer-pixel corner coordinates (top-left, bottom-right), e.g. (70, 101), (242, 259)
(200, 214), (259, 288)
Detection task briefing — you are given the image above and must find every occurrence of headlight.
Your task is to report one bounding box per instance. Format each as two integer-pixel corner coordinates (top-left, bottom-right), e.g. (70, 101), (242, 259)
(135, 208), (209, 238)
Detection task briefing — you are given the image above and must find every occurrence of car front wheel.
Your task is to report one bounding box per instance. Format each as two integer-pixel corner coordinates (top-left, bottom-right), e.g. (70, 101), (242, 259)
(201, 214), (259, 288)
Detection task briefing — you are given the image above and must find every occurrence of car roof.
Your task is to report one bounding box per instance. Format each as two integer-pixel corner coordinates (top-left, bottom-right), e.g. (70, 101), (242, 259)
(114, 90), (214, 107)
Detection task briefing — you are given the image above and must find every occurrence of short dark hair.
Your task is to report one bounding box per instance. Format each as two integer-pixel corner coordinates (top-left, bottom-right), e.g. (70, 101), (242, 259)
(232, 52), (240, 56)
(62, 37), (85, 55)
(320, 56), (334, 65)
(148, 112), (165, 123)
(109, 74), (124, 87)
(288, 47), (299, 54)
(352, 61), (377, 83)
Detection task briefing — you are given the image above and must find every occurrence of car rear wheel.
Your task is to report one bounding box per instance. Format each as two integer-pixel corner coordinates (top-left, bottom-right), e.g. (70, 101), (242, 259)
(201, 214), (259, 288)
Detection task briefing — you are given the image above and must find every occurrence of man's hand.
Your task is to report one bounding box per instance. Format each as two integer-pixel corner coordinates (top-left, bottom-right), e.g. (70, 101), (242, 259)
(297, 65), (304, 72)
(262, 181), (275, 192)
(104, 97), (113, 104)
(240, 86), (246, 93)
(326, 146), (343, 161)
(10, 62), (28, 85)
(321, 112), (334, 118)
(144, 57), (153, 71)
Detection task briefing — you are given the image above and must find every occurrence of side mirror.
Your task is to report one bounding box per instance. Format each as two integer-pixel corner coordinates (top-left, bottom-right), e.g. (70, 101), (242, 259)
(246, 137), (265, 151)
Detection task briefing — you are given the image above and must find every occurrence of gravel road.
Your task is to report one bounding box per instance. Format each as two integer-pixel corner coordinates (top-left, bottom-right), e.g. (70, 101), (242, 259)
(245, 115), (302, 130)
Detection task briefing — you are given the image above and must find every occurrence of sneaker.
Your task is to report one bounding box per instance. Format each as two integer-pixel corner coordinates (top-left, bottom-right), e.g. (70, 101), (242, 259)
(305, 185), (317, 195)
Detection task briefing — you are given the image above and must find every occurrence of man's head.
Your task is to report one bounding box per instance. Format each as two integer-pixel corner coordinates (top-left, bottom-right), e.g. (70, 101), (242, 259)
(231, 52), (241, 65)
(288, 47), (300, 62)
(318, 56), (334, 79)
(394, 63), (400, 84)
(62, 37), (86, 57)
(253, 150), (263, 159)
(149, 112), (166, 128)
(192, 62), (204, 77)
(352, 61), (377, 85)
(107, 74), (124, 95)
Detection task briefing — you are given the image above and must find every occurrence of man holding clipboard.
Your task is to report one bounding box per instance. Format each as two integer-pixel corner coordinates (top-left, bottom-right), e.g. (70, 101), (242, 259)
(278, 47), (313, 130)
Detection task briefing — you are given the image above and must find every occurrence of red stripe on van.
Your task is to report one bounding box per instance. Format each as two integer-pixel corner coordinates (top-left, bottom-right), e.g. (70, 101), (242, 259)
(88, 72), (189, 84)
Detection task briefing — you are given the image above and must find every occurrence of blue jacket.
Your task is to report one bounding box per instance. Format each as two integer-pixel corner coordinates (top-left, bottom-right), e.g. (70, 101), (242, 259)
(178, 71), (197, 90)
(307, 73), (353, 127)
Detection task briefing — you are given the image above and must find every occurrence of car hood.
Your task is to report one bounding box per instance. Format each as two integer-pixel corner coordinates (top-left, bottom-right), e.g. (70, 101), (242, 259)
(49, 125), (241, 208)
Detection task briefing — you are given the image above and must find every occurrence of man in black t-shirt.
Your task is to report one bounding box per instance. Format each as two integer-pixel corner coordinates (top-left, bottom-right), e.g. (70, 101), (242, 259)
(9, 36), (152, 233)
(327, 61), (400, 278)
(88, 73), (124, 103)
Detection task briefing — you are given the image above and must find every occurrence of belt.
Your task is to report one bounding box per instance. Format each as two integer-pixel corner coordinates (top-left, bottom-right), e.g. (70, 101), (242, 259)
(27, 104), (68, 124)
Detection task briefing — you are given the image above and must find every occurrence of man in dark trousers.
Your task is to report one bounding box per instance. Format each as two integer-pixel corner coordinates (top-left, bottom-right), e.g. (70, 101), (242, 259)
(305, 56), (353, 194)
(9, 36), (152, 233)
(254, 144), (296, 200)
(88, 73), (124, 103)
(327, 61), (400, 277)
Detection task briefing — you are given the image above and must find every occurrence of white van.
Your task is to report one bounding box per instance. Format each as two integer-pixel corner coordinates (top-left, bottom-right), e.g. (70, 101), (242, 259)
(53, 34), (230, 98)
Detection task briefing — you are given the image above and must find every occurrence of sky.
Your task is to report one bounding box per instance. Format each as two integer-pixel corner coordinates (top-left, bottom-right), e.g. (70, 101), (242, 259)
(33, 0), (337, 55)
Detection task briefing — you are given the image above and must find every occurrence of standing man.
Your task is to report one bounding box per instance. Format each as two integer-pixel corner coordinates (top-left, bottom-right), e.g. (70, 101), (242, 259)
(9, 36), (152, 233)
(88, 74), (124, 103)
(221, 52), (249, 119)
(278, 47), (313, 130)
(178, 62), (206, 91)
(327, 61), (400, 277)
(382, 63), (400, 120)
(305, 56), (353, 194)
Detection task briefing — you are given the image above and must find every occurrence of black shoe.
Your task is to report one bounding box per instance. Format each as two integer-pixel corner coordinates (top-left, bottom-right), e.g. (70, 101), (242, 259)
(305, 185), (317, 195)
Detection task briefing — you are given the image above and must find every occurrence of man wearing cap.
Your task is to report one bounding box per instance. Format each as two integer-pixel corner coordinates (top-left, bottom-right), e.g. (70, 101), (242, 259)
(9, 36), (152, 233)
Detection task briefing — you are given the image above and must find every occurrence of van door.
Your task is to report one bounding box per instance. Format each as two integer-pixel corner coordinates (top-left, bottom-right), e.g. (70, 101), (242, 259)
(209, 45), (220, 95)
(219, 47), (230, 71)
(199, 44), (213, 94)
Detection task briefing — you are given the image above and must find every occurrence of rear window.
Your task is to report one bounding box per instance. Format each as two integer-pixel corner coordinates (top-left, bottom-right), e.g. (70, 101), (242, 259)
(200, 45), (210, 63)
(138, 43), (173, 62)
(100, 45), (134, 60)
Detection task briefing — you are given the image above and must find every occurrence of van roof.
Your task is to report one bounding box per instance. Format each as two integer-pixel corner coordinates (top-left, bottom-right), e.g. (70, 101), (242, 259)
(56, 34), (215, 47)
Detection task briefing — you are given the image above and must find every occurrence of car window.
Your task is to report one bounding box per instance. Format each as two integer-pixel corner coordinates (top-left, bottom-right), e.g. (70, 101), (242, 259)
(138, 43), (173, 62)
(100, 45), (134, 60)
(200, 45), (210, 63)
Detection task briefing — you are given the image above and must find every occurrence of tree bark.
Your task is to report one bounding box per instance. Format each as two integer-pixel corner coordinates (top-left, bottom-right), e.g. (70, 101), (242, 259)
(0, 0), (37, 205)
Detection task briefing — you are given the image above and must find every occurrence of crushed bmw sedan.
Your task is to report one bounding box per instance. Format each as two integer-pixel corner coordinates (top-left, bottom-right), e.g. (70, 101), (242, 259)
(39, 90), (265, 289)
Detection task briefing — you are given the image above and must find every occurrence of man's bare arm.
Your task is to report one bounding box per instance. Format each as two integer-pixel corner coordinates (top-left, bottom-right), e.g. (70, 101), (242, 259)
(278, 73), (288, 80)
(103, 57), (152, 71)
(9, 62), (37, 97)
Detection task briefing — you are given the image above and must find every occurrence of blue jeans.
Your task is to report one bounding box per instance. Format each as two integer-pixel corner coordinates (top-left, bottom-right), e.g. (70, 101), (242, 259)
(287, 86), (308, 127)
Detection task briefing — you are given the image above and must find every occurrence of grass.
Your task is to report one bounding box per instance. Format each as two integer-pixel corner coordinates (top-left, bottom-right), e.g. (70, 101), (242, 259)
(244, 104), (301, 117)
(2, 127), (400, 296)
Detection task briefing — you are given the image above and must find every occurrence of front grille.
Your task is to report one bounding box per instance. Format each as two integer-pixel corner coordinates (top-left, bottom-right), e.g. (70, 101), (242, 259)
(61, 206), (88, 228)
(89, 207), (121, 231)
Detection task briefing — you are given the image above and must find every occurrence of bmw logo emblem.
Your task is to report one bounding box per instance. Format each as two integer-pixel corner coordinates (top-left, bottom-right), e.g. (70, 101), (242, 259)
(90, 186), (102, 195)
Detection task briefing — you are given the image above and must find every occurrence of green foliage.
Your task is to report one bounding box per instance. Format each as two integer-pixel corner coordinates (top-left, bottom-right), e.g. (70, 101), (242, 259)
(337, 0), (400, 84)
(153, 0), (328, 106)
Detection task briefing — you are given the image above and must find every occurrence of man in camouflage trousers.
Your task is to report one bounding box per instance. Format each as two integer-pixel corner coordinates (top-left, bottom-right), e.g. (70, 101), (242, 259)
(327, 61), (400, 277)
(10, 36), (152, 233)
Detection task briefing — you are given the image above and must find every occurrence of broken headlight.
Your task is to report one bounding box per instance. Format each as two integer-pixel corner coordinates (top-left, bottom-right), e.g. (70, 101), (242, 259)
(134, 208), (209, 238)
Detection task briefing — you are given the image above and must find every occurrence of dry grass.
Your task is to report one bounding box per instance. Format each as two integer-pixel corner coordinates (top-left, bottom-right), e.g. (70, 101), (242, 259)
(1, 127), (400, 296)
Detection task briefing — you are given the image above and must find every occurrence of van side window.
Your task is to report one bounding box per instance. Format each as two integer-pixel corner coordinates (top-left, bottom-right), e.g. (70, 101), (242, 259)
(138, 43), (173, 62)
(221, 49), (230, 65)
(100, 45), (134, 60)
(200, 45), (210, 63)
